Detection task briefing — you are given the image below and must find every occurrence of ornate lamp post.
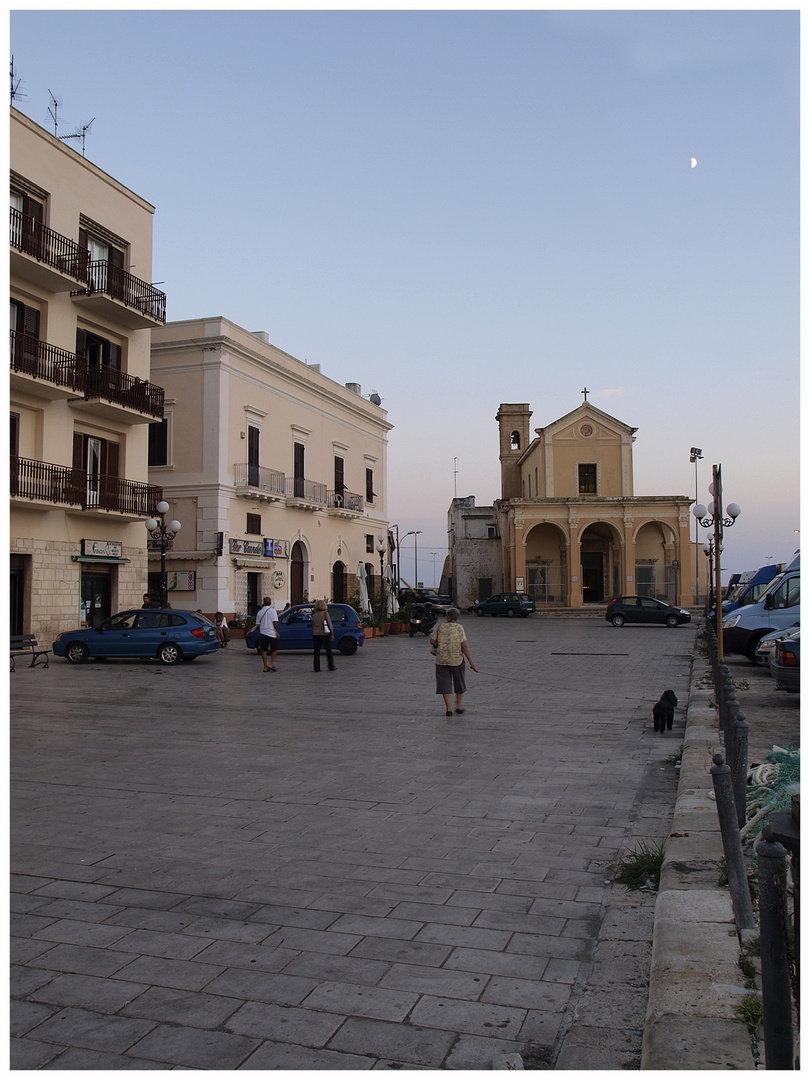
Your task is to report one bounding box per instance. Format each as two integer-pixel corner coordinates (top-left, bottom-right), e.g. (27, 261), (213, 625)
(145, 500), (182, 608)
(692, 465), (740, 660)
(690, 448), (703, 604)
(702, 539), (719, 613)
(377, 535), (387, 618)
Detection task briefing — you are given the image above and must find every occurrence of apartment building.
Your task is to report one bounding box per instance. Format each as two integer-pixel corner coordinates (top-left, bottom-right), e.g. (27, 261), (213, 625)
(148, 318), (392, 617)
(10, 107), (166, 641)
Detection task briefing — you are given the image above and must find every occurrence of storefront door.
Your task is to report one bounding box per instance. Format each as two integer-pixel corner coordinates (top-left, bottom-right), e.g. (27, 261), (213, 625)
(81, 570), (111, 626)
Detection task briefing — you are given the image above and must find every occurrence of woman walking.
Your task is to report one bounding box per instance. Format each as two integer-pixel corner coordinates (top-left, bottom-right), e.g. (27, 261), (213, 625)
(312, 598), (336, 672)
(430, 607), (477, 716)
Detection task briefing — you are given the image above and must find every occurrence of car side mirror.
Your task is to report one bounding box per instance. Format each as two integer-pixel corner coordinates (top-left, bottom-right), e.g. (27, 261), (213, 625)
(764, 594), (774, 610)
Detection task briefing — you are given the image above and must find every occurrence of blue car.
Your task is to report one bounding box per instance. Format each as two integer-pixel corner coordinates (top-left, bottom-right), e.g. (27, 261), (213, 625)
(246, 602), (364, 655)
(53, 609), (219, 665)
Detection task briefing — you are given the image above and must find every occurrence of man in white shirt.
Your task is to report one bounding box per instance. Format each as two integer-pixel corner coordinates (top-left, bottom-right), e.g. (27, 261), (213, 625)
(255, 596), (280, 672)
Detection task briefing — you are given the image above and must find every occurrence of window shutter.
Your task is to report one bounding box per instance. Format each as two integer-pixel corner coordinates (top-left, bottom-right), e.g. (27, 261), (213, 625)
(72, 432), (83, 470)
(75, 329), (87, 357)
(107, 342), (121, 370)
(106, 441), (119, 478)
(22, 304), (39, 339)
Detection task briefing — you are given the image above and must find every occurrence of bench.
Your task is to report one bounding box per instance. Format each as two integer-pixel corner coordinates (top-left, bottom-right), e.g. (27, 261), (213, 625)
(10, 634), (50, 672)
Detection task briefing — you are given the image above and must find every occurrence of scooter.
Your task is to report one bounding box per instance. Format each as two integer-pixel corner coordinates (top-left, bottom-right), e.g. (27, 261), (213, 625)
(409, 603), (438, 638)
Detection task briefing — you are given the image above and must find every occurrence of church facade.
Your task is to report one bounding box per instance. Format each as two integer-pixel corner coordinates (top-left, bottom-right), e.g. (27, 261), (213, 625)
(490, 399), (696, 609)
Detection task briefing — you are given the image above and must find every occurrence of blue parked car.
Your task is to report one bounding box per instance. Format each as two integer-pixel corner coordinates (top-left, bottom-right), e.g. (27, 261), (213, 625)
(53, 609), (219, 665)
(246, 602), (365, 655)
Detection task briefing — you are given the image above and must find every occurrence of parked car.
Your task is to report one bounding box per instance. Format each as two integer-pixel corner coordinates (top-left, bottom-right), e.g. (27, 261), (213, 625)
(53, 609), (219, 665)
(246, 602), (364, 655)
(471, 593), (536, 617)
(397, 587), (453, 613)
(754, 624), (800, 666)
(723, 566), (800, 662)
(770, 631), (800, 693)
(605, 596), (691, 628)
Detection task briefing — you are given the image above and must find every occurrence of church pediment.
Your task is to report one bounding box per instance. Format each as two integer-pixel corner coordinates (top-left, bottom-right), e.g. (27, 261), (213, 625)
(539, 402), (636, 443)
(552, 422), (621, 443)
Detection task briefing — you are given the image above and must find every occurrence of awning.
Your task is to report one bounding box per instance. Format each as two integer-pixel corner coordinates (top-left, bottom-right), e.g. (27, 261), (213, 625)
(232, 557), (277, 569)
(146, 551), (213, 562)
(72, 555), (130, 564)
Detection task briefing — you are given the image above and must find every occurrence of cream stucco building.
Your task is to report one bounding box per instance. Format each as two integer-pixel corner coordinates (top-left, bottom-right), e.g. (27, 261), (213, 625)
(495, 400), (697, 607)
(10, 107), (166, 642)
(148, 318), (392, 618)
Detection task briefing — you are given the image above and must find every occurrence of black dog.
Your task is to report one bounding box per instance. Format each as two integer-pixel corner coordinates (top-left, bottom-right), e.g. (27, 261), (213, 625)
(652, 690), (678, 733)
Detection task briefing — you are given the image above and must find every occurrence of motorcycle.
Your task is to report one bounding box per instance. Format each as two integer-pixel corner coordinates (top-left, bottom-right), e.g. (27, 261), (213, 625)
(409, 603), (438, 638)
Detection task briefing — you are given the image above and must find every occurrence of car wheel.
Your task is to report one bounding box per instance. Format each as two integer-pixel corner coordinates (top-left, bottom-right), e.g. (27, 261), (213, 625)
(475, 608), (485, 617)
(339, 637), (358, 655)
(507, 609), (515, 618)
(158, 642), (182, 665)
(409, 626), (416, 637)
(611, 615), (625, 627)
(65, 641), (90, 664)
(665, 615), (679, 628)
(746, 634), (767, 664)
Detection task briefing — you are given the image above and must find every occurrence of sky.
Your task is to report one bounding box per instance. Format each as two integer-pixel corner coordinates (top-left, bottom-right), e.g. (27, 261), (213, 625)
(8, 7), (800, 587)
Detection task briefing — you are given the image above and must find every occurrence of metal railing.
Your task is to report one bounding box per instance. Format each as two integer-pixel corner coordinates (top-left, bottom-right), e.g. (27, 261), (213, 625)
(85, 365), (164, 418)
(11, 456), (162, 515)
(286, 476), (328, 505)
(10, 206), (86, 280)
(83, 260), (167, 323)
(234, 463), (286, 495)
(328, 489), (364, 512)
(10, 330), (87, 393)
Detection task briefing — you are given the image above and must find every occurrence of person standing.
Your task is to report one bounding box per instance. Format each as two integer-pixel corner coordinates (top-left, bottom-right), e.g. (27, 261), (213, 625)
(142, 593), (160, 609)
(430, 607), (477, 716)
(255, 596), (280, 672)
(312, 598), (336, 672)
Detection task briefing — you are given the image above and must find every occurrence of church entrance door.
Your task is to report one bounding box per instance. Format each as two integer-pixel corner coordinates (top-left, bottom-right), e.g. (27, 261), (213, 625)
(581, 552), (604, 603)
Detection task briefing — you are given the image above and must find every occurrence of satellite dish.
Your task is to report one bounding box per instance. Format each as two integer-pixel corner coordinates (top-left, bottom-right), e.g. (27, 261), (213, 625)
(370, 392), (381, 405)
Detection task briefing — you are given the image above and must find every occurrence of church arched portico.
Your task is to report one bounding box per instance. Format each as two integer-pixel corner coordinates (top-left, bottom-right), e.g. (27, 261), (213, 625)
(633, 519), (680, 603)
(577, 520), (624, 604)
(524, 521), (568, 605)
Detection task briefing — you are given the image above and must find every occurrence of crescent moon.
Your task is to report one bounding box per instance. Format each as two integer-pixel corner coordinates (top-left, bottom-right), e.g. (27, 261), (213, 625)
(691, 157), (697, 168)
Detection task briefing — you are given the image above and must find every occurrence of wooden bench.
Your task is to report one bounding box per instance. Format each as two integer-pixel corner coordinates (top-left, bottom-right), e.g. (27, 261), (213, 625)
(10, 634), (50, 672)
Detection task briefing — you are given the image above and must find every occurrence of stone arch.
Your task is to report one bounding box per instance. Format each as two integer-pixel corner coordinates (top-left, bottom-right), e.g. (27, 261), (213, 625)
(290, 539), (309, 604)
(577, 519), (624, 604)
(524, 522), (568, 604)
(633, 520), (676, 601)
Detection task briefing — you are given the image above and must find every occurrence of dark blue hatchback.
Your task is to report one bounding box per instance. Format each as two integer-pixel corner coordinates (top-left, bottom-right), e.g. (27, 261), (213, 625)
(53, 609), (219, 665)
(246, 602), (365, 655)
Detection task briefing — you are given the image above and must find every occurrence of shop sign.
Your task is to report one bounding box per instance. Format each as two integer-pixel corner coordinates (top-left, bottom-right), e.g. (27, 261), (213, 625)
(265, 538), (289, 558)
(81, 539), (123, 559)
(229, 538), (264, 557)
(167, 571), (196, 592)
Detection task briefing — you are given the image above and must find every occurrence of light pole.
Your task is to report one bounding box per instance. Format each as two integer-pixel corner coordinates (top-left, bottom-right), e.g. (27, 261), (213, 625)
(145, 500), (182, 608)
(690, 448), (703, 605)
(376, 535), (387, 617)
(413, 530), (422, 588)
(398, 530), (421, 591)
(431, 551), (438, 588)
(692, 464), (741, 660)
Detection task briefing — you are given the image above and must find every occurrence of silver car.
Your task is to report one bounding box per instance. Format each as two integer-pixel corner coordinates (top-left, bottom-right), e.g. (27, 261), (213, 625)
(754, 624), (800, 666)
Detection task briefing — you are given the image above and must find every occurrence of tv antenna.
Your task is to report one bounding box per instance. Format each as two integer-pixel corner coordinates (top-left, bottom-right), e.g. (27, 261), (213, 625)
(60, 118), (95, 156)
(10, 57), (24, 104)
(47, 90), (62, 136)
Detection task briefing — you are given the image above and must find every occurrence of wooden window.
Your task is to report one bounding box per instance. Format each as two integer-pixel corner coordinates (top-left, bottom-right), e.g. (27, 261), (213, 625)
(148, 418), (169, 467)
(247, 425), (260, 485)
(366, 534), (374, 554)
(578, 464), (597, 494)
(76, 328), (121, 369)
(293, 441), (305, 497)
(334, 456), (345, 500)
(246, 513), (262, 535)
(366, 467), (375, 504)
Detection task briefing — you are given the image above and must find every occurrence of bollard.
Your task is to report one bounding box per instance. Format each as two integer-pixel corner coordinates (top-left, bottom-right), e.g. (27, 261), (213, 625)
(710, 754), (755, 931)
(756, 825), (795, 1070)
(730, 715), (748, 830)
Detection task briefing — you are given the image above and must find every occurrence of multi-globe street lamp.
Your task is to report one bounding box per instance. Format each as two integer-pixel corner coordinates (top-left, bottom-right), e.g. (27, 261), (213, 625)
(145, 500), (182, 608)
(692, 464), (741, 660)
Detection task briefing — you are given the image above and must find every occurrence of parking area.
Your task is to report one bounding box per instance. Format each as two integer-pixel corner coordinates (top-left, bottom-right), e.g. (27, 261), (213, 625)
(9, 615), (796, 1069)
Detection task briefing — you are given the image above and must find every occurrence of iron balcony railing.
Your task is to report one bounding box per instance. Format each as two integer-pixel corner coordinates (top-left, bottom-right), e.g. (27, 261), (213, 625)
(10, 330), (87, 393)
(10, 206), (86, 280)
(286, 476), (328, 505)
(83, 260), (166, 323)
(11, 456), (163, 515)
(328, 488), (364, 512)
(85, 365), (164, 419)
(234, 463), (286, 495)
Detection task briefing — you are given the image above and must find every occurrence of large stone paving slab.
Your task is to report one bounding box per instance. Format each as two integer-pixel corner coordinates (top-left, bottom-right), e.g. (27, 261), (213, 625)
(11, 616), (694, 1068)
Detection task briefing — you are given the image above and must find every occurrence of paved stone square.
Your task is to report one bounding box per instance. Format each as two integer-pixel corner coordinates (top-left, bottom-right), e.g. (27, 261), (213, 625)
(11, 615), (695, 1069)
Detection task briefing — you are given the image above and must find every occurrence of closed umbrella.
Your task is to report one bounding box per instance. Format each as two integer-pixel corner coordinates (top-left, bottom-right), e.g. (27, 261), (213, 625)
(384, 565), (396, 618)
(355, 562), (372, 617)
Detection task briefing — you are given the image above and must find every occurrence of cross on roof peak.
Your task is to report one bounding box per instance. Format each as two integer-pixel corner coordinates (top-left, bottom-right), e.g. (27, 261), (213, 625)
(581, 386), (589, 403)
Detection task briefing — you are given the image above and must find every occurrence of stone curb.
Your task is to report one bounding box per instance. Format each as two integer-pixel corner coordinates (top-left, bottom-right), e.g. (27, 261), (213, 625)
(641, 657), (755, 1070)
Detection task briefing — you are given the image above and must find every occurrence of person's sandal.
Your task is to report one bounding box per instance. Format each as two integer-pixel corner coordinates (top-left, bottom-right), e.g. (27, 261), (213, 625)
(455, 708), (465, 714)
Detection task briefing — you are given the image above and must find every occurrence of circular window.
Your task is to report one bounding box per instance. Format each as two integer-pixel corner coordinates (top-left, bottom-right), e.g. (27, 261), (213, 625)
(580, 424), (593, 437)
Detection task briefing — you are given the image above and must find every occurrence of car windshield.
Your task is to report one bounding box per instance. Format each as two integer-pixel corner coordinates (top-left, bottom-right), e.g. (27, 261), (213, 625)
(103, 612), (139, 631)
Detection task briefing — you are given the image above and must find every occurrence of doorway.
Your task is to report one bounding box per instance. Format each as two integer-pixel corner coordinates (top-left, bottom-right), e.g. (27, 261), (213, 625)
(81, 569), (111, 626)
(332, 560), (346, 602)
(581, 552), (604, 603)
(291, 542), (305, 604)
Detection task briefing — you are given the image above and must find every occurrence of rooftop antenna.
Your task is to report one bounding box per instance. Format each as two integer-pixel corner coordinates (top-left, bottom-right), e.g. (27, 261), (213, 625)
(60, 118), (95, 156)
(47, 90), (61, 136)
(10, 57), (24, 104)
(453, 457), (458, 499)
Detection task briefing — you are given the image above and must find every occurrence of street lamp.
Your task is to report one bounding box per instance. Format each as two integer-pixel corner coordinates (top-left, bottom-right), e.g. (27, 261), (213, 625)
(398, 530), (422, 590)
(690, 448), (703, 605)
(702, 539), (722, 613)
(692, 464), (740, 660)
(431, 551), (438, 588)
(145, 500), (182, 608)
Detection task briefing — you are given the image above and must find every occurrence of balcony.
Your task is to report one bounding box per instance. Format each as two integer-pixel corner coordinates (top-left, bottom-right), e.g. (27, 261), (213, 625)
(10, 330), (86, 401)
(71, 365), (165, 423)
(10, 207), (87, 293)
(71, 260), (166, 329)
(285, 476), (328, 511)
(327, 488), (364, 518)
(11, 456), (162, 518)
(233, 463), (286, 503)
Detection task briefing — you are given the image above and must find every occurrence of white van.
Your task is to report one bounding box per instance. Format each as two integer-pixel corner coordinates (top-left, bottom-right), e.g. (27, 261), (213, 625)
(723, 563), (800, 662)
